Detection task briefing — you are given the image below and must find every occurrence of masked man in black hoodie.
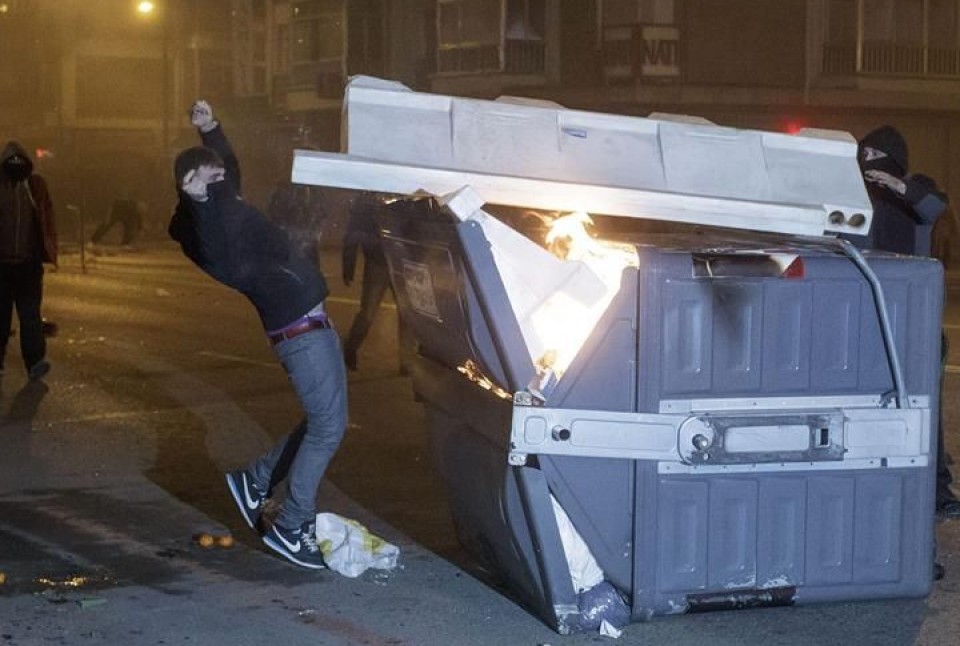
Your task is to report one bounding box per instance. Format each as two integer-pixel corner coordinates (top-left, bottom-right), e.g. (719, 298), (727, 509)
(0, 142), (57, 380)
(169, 101), (347, 569)
(855, 125), (960, 521)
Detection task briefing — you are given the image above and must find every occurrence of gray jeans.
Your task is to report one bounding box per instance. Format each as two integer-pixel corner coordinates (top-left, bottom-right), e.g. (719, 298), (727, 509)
(248, 326), (348, 529)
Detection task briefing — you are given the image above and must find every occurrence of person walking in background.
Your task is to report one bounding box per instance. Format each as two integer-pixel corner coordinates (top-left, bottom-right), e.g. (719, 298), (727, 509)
(169, 100), (347, 569)
(0, 141), (57, 380)
(341, 191), (389, 371)
(854, 125), (960, 520)
(91, 193), (143, 247)
(341, 191), (417, 373)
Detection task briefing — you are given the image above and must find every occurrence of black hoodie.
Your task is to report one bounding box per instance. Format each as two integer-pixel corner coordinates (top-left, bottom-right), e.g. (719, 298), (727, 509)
(168, 125), (329, 331)
(0, 141), (42, 263)
(857, 128), (948, 256)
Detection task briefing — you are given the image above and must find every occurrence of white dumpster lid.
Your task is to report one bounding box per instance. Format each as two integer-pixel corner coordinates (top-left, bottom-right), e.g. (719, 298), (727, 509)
(292, 76), (872, 238)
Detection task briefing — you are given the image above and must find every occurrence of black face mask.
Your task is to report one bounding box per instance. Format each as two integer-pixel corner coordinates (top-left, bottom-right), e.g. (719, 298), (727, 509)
(207, 179), (238, 202)
(3, 158), (30, 182)
(860, 155), (904, 179)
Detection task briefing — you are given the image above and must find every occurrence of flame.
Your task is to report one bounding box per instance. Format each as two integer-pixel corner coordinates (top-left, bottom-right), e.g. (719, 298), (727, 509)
(37, 575), (89, 588)
(544, 211), (595, 259)
(533, 211), (638, 378)
(457, 360), (513, 401)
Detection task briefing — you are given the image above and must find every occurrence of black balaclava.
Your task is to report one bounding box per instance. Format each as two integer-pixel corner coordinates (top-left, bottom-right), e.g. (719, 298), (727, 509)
(1, 141), (33, 182)
(859, 125), (908, 178)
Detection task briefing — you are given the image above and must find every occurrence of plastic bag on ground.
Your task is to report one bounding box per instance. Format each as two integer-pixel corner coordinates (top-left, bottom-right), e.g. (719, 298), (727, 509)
(314, 513), (400, 578)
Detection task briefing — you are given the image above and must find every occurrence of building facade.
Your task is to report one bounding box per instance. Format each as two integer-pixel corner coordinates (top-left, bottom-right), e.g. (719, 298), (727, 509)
(245, 0), (960, 202)
(5, 2), (960, 240)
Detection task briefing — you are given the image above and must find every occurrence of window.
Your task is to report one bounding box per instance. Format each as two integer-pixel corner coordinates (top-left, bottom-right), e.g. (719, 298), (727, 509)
(863, 0), (923, 43)
(505, 0), (546, 73)
(435, 0), (548, 74)
(347, 0), (385, 76)
(826, 0), (856, 45)
(290, 0), (345, 88)
(506, 0), (545, 39)
(823, 0), (857, 72)
(437, 0), (501, 73)
(823, 0), (960, 76)
(930, 0), (960, 47)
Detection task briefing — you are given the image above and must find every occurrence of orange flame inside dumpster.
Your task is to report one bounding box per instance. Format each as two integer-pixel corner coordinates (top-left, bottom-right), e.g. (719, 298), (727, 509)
(533, 212), (638, 379)
(457, 360), (513, 401)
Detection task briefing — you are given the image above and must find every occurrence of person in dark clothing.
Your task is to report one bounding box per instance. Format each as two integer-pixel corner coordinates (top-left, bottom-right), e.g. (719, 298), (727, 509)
(341, 192), (391, 371)
(0, 141), (57, 380)
(169, 100), (347, 570)
(91, 196), (142, 246)
(340, 191), (415, 373)
(857, 125), (946, 255)
(855, 125), (960, 520)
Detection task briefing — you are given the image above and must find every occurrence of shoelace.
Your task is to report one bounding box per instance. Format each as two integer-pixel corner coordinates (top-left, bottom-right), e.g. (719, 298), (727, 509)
(301, 525), (320, 554)
(248, 480), (266, 508)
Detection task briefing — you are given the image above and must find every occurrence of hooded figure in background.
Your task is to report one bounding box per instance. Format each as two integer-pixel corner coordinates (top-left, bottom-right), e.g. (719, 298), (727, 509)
(855, 126), (960, 521)
(0, 141), (57, 380)
(857, 125), (948, 255)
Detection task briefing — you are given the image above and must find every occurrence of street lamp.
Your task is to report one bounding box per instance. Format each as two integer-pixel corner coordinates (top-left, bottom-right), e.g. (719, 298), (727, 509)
(134, 1), (170, 157)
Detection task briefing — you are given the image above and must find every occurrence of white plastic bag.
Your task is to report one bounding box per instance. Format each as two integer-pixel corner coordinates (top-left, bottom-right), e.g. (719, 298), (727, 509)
(314, 513), (400, 578)
(551, 496), (604, 592)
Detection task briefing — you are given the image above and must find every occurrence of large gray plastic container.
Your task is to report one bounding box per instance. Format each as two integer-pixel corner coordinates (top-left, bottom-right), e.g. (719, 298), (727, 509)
(372, 197), (943, 634)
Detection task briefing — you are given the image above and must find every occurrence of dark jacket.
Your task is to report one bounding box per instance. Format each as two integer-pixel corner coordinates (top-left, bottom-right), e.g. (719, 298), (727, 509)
(342, 192), (386, 284)
(0, 141), (57, 265)
(866, 173), (948, 257)
(168, 124), (328, 331)
(266, 182), (324, 264)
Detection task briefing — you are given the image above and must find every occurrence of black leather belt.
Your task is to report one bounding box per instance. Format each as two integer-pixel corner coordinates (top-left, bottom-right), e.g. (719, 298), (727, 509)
(268, 317), (332, 346)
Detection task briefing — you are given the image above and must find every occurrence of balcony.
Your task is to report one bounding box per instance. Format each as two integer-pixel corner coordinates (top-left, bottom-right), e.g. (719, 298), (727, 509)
(504, 39), (545, 75)
(435, 38), (545, 76)
(822, 42), (960, 77)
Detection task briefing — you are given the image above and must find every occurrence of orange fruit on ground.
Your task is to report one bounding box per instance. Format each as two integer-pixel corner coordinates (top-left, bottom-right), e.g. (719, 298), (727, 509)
(217, 535), (234, 548)
(195, 533), (215, 548)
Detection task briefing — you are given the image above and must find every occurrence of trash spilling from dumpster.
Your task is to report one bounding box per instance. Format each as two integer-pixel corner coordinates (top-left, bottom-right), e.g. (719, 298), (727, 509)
(291, 77), (943, 635)
(551, 496), (631, 632)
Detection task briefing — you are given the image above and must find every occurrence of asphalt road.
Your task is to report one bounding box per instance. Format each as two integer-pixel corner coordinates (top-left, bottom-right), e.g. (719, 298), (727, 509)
(1, 243), (960, 645)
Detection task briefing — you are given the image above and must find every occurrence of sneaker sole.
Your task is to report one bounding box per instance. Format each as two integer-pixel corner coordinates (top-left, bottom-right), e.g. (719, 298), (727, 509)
(225, 473), (259, 530)
(262, 533), (327, 570)
(28, 362), (50, 380)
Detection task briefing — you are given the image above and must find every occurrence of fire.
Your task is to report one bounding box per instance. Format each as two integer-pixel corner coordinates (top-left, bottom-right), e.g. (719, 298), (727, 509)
(457, 360), (513, 400)
(446, 190), (638, 396)
(532, 211), (638, 379)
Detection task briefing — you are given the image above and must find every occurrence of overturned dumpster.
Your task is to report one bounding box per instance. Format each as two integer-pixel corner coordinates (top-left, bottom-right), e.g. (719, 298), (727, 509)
(293, 77), (943, 633)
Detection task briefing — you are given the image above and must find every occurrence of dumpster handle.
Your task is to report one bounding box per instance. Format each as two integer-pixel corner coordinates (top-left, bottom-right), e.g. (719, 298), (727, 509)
(835, 238), (908, 409)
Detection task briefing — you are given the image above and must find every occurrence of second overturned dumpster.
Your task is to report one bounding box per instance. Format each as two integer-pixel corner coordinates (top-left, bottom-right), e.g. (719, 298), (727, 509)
(292, 77), (943, 633)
